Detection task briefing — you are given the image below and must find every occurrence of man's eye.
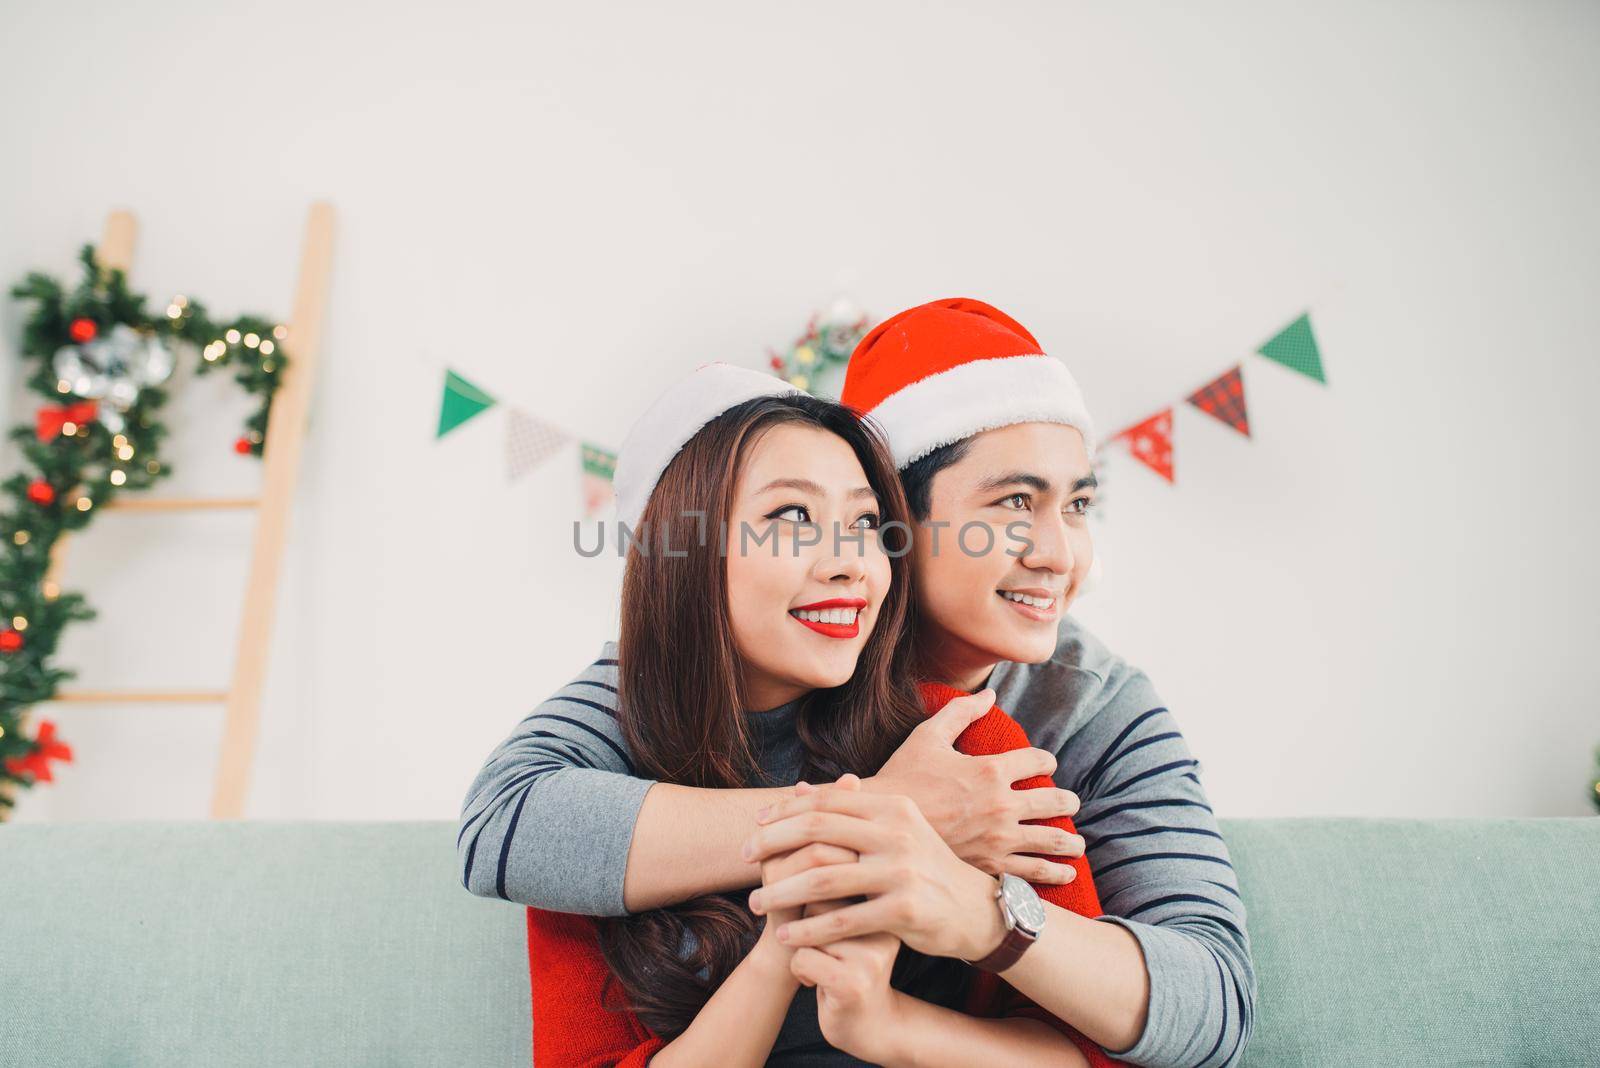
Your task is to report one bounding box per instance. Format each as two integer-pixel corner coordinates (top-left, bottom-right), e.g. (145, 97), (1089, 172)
(1067, 497), (1094, 515)
(998, 493), (1030, 510)
(769, 504), (810, 523)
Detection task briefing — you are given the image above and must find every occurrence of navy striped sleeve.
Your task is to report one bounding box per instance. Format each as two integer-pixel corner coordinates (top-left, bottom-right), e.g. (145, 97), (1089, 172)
(1062, 679), (1256, 1068)
(456, 643), (654, 915)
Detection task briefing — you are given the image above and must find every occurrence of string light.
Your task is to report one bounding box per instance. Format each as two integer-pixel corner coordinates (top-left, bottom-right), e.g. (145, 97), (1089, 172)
(225, 328), (241, 344)
(244, 333), (259, 348)
(75, 497), (92, 511)
(11, 616), (26, 631)
(262, 359), (275, 372)
(62, 421), (77, 435)
(11, 531), (27, 546)
(42, 581), (59, 600)
(273, 324), (288, 339)
(259, 340), (274, 355)
(109, 470), (126, 486)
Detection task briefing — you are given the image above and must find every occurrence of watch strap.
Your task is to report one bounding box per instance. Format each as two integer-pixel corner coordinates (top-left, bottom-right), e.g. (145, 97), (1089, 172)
(971, 921), (1037, 973)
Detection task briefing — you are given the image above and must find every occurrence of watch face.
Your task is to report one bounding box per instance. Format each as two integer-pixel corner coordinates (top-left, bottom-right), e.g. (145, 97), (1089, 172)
(1000, 873), (1046, 932)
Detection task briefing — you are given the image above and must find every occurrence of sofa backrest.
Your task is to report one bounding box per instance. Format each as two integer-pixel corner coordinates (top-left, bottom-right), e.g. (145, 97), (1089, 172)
(2, 817), (1596, 1065)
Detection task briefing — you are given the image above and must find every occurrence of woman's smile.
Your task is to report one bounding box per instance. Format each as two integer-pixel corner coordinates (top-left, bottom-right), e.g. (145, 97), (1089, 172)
(787, 596), (868, 639)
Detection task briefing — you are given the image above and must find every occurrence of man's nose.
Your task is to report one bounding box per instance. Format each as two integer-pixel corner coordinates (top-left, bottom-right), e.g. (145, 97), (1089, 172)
(1019, 514), (1073, 575)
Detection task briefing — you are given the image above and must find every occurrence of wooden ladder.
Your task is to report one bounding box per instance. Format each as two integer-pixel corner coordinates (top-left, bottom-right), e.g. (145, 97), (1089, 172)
(23, 204), (335, 819)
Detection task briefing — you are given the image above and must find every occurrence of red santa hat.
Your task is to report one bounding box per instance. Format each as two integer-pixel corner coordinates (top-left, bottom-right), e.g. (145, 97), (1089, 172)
(839, 297), (1097, 470)
(612, 362), (804, 530)
(841, 297), (1103, 595)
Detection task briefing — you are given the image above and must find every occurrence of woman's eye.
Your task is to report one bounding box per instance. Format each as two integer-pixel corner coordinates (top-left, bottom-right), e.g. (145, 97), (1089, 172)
(769, 504), (810, 523)
(852, 512), (881, 530)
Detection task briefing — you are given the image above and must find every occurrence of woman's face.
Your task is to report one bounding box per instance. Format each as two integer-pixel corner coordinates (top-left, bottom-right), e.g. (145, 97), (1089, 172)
(724, 423), (891, 712)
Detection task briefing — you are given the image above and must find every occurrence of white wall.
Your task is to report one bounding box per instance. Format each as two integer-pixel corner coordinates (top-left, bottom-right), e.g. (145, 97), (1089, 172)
(3, 0), (1596, 824)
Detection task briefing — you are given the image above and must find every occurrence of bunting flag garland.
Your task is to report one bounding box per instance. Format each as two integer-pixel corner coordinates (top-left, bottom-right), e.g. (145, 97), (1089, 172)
(436, 369), (496, 438)
(1106, 311), (1326, 485)
(1257, 312), (1326, 384)
(1112, 408), (1175, 483)
(506, 409), (571, 482)
(1186, 365), (1250, 437)
(580, 444), (618, 520)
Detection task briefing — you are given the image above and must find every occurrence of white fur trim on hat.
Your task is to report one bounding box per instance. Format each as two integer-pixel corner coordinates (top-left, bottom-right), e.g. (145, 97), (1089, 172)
(613, 363), (804, 530)
(867, 355), (1098, 470)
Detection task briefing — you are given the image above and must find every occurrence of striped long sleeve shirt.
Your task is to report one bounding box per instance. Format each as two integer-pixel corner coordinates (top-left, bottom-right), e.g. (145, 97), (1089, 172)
(457, 616), (1255, 1068)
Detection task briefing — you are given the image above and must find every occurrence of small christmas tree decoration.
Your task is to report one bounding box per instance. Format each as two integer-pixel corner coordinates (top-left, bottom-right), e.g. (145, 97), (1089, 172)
(68, 317), (97, 343)
(25, 480), (56, 506)
(0, 629), (22, 653)
(1590, 742), (1600, 815)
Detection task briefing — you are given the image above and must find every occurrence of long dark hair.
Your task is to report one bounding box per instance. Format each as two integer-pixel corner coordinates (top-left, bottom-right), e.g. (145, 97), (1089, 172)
(597, 392), (965, 1037)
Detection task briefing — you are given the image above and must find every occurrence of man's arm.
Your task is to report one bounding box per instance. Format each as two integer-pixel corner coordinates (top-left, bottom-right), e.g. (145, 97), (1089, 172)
(1055, 672), (1257, 1068)
(457, 651), (658, 914)
(460, 660), (1077, 916)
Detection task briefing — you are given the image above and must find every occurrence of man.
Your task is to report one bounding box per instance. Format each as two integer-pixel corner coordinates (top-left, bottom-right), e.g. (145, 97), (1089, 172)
(459, 298), (1255, 1067)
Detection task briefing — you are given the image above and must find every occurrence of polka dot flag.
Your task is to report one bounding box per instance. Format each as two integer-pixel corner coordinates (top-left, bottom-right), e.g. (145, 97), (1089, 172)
(1112, 408), (1175, 483)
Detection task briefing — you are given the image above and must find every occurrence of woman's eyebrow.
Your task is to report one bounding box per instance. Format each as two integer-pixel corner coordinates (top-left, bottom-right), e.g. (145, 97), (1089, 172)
(755, 478), (877, 500)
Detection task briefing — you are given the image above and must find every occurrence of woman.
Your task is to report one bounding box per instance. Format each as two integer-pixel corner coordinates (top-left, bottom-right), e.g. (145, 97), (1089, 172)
(522, 364), (1116, 1065)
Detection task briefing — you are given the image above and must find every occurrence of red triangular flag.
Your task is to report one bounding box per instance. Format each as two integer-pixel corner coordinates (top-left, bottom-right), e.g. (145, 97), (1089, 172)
(1112, 408), (1174, 483)
(1186, 365), (1250, 437)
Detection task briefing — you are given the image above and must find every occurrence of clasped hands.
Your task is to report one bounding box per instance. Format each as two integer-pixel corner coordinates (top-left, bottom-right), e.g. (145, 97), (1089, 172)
(741, 692), (1085, 1060)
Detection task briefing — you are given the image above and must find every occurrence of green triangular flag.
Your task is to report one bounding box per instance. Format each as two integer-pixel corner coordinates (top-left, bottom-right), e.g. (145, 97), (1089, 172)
(1257, 312), (1326, 384)
(437, 370), (497, 438)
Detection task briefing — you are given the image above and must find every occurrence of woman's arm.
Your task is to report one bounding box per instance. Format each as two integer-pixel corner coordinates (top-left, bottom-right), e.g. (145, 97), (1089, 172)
(650, 927), (800, 1067)
(883, 995), (1094, 1067)
(525, 907), (797, 1068)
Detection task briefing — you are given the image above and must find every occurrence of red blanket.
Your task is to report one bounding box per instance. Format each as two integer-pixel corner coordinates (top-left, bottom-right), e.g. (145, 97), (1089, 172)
(525, 681), (1126, 1066)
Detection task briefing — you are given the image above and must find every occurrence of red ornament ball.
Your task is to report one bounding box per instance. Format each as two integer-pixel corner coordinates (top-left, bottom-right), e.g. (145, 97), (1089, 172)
(26, 480), (55, 506)
(234, 437), (253, 455)
(69, 317), (98, 343)
(0, 629), (22, 654)
(769, 355), (784, 371)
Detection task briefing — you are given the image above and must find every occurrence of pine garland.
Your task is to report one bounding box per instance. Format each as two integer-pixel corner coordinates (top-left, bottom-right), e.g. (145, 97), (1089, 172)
(0, 243), (289, 815)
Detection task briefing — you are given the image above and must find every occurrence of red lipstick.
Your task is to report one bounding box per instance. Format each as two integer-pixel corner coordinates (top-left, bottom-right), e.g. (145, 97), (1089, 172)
(788, 597), (867, 640)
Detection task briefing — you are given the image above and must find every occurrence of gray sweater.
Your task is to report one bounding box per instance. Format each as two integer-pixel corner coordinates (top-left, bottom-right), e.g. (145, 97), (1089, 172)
(459, 617), (1256, 1067)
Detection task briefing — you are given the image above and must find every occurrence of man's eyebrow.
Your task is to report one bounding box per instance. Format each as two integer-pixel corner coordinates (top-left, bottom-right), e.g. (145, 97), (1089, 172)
(975, 471), (1100, 494)
(755, 478), (878, 500)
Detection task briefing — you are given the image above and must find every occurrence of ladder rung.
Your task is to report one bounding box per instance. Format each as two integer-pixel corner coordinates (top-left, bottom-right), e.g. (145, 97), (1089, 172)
(43, 690), (229, 704)
(101, 497), (261, 512)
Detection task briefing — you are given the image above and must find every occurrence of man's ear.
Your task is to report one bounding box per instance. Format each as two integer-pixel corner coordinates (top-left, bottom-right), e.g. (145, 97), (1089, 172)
(1080, 554), (1103, 596)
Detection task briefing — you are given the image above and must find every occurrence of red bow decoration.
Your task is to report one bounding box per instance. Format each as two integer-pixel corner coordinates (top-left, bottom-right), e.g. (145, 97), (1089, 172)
(36, 400), (100, 442)
(3, 720), (74, 783)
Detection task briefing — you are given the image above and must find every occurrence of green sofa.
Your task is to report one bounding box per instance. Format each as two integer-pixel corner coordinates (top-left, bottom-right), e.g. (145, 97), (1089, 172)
(2, 818), (1595, 1066)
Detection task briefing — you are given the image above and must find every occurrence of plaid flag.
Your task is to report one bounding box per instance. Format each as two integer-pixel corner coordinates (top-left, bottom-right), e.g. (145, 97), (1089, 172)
(506, 409), (571, 481)
(1186, 365), (1250, 437)
(1111, 408), (1174, 483)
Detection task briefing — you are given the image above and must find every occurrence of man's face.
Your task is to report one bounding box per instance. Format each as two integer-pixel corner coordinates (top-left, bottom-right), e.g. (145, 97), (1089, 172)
(911, 422), (1097, 681)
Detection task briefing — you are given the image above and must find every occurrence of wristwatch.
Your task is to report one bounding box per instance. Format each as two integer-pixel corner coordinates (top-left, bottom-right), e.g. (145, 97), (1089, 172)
(964, 872), (1046, 973)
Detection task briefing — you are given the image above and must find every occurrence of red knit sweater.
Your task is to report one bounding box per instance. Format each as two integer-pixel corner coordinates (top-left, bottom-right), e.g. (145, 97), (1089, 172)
(524, 682), (1128, 1067)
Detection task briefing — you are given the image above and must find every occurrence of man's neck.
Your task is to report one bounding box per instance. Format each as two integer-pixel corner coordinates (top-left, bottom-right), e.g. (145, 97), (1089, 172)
(919, 628), (1001, 693)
